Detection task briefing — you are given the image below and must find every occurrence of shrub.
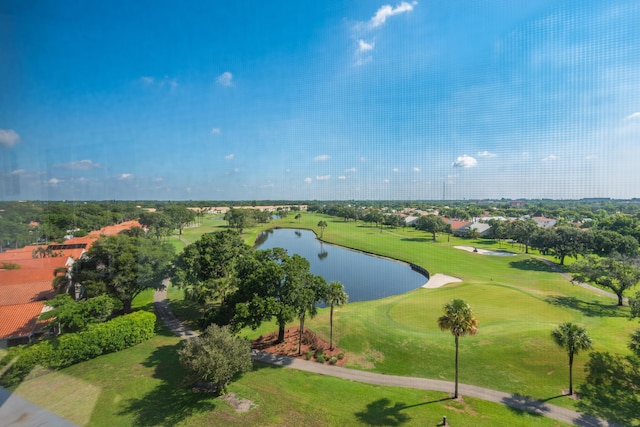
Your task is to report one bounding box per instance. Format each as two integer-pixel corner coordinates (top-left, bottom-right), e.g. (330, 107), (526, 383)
(315, 354), (326, 363)
(337, 353), (344, 360)
(305, 351), (313, 360)
(329, 356), (338, 365)
(0, 311), (156, 387)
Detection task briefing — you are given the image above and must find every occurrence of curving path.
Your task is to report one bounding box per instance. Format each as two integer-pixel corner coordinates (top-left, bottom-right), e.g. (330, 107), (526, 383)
(154, 287), (620, 427)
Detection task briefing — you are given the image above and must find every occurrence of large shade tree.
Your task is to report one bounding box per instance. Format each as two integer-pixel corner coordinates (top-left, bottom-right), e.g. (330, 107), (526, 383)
(571, 255), (640, 306)
(416, 215), (448, 241)
(231, 248), (325, 343)
(324, 281), (348, 350)
(171, 230), (249, 306)
(552, 322), (593, 396)
(437, 299), (479, 398)
(72, 233), (174, 312)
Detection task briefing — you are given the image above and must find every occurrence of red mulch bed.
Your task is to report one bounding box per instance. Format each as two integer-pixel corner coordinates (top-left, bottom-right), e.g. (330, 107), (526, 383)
(251, 327), (347, 367)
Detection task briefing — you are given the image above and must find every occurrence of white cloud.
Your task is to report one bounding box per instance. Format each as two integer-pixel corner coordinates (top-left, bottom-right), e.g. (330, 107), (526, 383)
(225, 153), (235, 160)
(413, 167), (420, 172)
(392, 168), (399, 172)
(370, 2), (417, 28)
(543, 154), (558, 162)
(140, 75), (177, 89)
(304, 177), (313, 184)
(0, 129), (20, 147)
(217, 72), (233, 87)
(452, 154), (478, 168)
(118, 173), (133, 180)
(48, 177), (61, 185)
(10, 169), (25, 175)
(313, 154), (330, 161)
(477, 150), (497, 158)
(383, 179), (390, 183)
(56, 159), (102, 170)
(625, 112), (640, 120)
(316, 175), (331, 180)
(585, 155), (597, 161)
(358, 39), (375, 52)
(338, 175), (347, 180)
(345, 167), (357, 173)
(233, 168), (240, 173)
(210, 128), (221, 135)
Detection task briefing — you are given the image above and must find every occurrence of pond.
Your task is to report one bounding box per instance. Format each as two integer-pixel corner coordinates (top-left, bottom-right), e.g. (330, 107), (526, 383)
(254, 228), (428, 302)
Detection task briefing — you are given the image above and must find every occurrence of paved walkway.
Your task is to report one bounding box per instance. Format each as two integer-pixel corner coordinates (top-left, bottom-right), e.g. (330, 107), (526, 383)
(153, 288), (620, 427)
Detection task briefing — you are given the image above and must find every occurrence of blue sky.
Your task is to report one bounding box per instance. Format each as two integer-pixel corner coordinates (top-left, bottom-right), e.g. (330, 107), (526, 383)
(1, 0), (639, 201)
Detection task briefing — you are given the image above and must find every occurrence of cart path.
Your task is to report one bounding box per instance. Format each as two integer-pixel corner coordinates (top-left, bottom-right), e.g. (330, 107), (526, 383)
(154, 288), (619, 427)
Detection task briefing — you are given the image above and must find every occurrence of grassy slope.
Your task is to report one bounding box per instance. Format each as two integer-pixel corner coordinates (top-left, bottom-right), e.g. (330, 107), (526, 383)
(239, 213), (636, 410)
(13, 329), (569, 427)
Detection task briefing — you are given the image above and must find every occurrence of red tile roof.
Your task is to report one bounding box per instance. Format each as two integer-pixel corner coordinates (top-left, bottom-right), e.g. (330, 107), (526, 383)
(0, 258), (69, 285)
(0, 281), (55, 306)
(0, 302), (46, 339)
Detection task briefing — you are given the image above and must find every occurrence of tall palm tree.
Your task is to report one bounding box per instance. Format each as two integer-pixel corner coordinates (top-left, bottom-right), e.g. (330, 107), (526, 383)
(324, 281), (348, 350)
(52, 266), (72, 295)
(317, 221), (328, 239)
(552, 322), (593, 395)
(437, 299), (479, 398)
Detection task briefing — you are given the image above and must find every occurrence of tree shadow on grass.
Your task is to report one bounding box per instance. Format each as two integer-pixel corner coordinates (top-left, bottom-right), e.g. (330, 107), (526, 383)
(545, 296), (627, 318)
(576, 351), (640, 427)
(508, 259), (555, 272)
(354, 397), (454, 426)
(401, 237), (432, 243)
(355, 398), (411, 426)
(117, 344), (217, 426)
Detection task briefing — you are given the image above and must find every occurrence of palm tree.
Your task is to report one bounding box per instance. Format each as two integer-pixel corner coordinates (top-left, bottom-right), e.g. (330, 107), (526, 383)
(52, 266), (72, 295)
(317, 221), (328, 238)
(552, 322), (593, 396)
(437, 299), (479, 398)
(324, 281), (348, 350)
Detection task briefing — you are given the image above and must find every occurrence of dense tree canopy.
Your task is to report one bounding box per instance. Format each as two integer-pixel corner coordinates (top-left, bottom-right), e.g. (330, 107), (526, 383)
(72, 233), (174, 312)
(171, 230), (249, 306)
(572, 255), (640, 306)
(415, 215), (449, 241)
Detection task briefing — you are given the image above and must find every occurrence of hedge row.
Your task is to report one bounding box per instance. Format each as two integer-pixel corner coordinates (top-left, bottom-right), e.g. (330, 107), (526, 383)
(0, 310), (155, 387)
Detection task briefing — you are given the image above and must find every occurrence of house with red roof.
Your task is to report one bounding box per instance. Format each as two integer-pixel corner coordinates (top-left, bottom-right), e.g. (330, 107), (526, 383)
(0, 220), (141, 348)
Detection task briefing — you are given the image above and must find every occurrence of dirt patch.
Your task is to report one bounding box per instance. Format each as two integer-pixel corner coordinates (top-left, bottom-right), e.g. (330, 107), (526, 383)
(222, 392), (256, 413)
(252, 327), (347, 366)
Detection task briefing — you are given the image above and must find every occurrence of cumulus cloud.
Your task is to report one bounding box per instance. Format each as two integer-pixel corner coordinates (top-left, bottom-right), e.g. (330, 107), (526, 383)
(477, 150), (497, 158)
(118, 173), (133, 180)
(313, 154), (330, 161)
(316, 175), (331, 180)
(56, 159), (102, 170)
(338, 175), (347, 180)
(210, 128), (221, 135)
(345, 167), (357, 173)
(225, 153), (235, 160)
(383, 179), (390, 183)
(413, 167), (420, 172)
(543, 154), (558, 162)
(625, 112), (640, 120)
(140, 75), (177, 89)
(452, 154), (478, 168)
(48, 177), (61, 185)
(370, 2), (417, 28)
(304, 177), (312, 183)
(0, 129), (20, 147)
(358, 39), (375, 52)
(392, 167), (399, 172)
(217, 72), (233, 87)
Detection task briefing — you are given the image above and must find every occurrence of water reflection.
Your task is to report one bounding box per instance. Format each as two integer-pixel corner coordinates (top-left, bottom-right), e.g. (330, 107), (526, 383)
(255, 228), (427, 302)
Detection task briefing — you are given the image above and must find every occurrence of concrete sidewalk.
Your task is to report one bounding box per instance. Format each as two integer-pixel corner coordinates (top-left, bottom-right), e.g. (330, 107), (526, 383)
(0, 386), (77, 427)
(154, 288), (620, 427)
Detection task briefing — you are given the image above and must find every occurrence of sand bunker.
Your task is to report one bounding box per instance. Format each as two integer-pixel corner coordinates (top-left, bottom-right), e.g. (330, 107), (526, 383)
(454, 246), (516, 256)
(422, 273), (463, 289)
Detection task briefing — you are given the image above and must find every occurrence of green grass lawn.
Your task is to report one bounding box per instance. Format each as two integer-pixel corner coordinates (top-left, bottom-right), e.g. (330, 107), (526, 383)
(12, 330), (571, 426)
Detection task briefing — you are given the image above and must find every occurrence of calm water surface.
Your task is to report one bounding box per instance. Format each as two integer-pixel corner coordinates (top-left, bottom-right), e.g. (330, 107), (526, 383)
(254, 228), (427, 302)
